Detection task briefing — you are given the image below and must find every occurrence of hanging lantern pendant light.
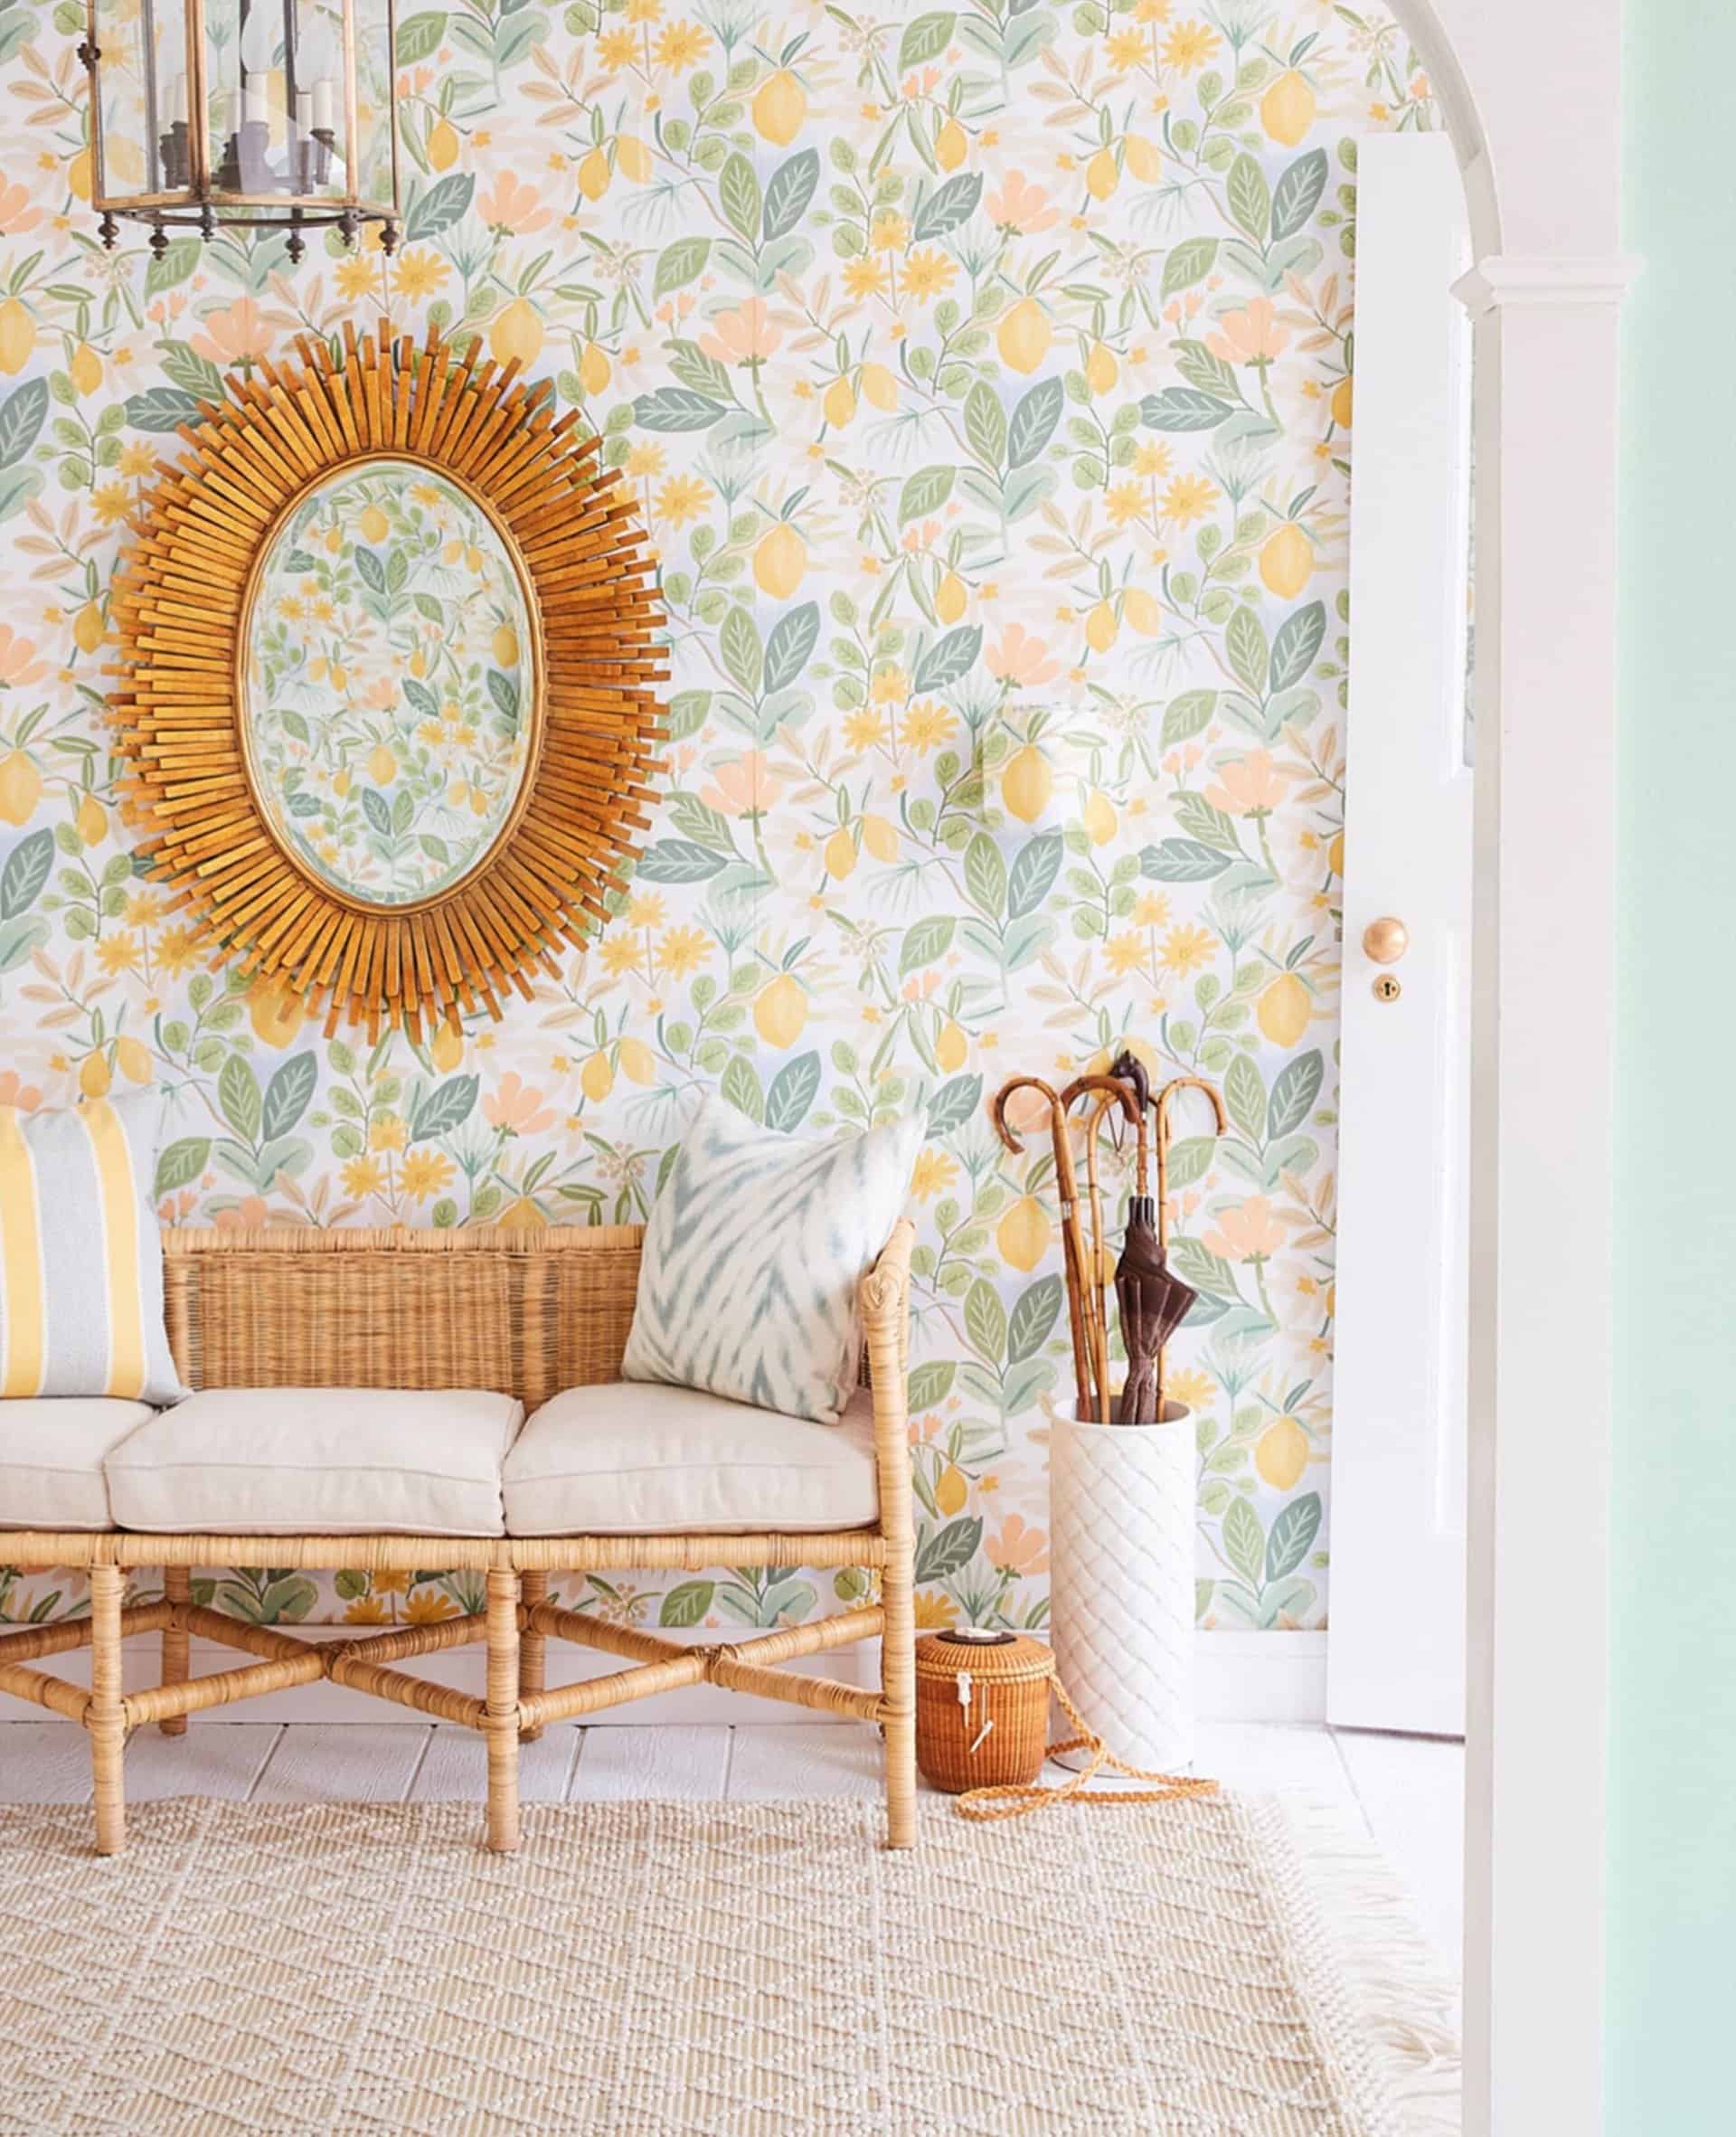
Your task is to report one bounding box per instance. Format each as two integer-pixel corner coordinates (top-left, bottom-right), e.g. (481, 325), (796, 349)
(80, 0), (399, 264)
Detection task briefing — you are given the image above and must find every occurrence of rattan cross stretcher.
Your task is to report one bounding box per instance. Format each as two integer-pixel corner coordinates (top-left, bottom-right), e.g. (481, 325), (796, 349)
(0, 1221), (918, 1858)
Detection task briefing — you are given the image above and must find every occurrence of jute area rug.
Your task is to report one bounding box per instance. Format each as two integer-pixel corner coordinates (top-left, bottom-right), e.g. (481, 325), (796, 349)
(0, 1795), (1458, 2137)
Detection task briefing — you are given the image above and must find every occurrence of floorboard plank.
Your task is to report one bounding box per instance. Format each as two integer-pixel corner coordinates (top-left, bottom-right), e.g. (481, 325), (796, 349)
(127, 1725), (282, 1802)
(410, 1726), (580, 1803)
(1193, 1721), (1363, 1801)
(725, 1723), (883, 1801)
(1332, 1727), (1465, 1966)
(568, 1725), (732, 1801)
(0, 1723), (92, 1802)
(251, 1724), (433, 1804)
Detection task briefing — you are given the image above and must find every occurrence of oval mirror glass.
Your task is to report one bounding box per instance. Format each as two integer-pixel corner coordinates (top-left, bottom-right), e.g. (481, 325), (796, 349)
(241, 460), (536, 911)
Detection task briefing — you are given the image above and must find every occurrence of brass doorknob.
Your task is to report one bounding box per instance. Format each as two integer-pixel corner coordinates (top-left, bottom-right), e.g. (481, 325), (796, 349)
(1363, 916), (1409, 964)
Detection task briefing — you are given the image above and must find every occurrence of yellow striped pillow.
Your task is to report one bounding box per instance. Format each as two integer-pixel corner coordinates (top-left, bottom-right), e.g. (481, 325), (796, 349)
(0, 1092), (184, 1404)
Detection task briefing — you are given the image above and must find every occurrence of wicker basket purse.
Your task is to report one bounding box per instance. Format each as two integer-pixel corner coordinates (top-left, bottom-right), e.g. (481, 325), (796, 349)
(914, 1626), (1220, 1821)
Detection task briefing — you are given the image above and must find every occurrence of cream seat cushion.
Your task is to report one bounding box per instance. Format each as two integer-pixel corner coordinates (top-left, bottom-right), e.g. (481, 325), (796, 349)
(504, 1383), (880, 1537)
(0, 1398), (154, 1530)
(104, 1388), (523, 1537)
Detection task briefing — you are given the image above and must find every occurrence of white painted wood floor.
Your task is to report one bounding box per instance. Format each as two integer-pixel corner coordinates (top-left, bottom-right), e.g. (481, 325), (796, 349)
(0, 1718), (1464, 1971)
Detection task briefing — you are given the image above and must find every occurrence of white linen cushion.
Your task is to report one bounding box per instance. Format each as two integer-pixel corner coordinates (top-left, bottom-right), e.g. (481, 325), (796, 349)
(0, 1398), (154, 1530)
(503, 1382), (880, 1536)
(621, 1092), (920, 1424)
(103, 1388), (523, 1536)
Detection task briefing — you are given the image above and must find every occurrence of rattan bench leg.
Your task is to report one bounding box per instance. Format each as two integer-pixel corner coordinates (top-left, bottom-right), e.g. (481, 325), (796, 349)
(160, 1567), (190, 1737)
(881, 1547), (917, 1851)
(518, 1571), (546, 1743)
(485, 1568), (520, 1853)
(88, 1567), (127, 1857)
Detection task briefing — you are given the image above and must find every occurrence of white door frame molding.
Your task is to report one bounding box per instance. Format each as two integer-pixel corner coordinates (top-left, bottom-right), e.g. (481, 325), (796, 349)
(1392, 5), (1633, 2132)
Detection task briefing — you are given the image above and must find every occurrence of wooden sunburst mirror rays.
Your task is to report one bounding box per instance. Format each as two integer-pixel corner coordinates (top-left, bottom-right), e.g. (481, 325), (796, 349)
(109, 322), (667, 1041)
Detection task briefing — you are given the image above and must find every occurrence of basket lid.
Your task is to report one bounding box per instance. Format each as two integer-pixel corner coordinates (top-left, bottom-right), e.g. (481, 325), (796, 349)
(914, 1629), (1054, 1684)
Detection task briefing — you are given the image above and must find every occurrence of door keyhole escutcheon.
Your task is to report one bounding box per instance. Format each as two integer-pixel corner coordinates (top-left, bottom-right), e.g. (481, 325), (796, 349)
(1363, 916), (1410, 964)
(1373, 974), (1402, 1004)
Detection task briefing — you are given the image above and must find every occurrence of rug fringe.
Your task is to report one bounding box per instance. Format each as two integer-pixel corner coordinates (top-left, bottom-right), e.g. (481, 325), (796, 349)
(1260, 1791), (1463, 2136)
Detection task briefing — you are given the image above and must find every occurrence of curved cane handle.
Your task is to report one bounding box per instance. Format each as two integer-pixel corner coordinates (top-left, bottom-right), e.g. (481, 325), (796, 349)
(990, 1073), (1060, 1156)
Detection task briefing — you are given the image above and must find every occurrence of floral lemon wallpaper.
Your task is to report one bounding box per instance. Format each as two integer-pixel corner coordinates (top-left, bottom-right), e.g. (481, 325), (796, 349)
(0, 0), (1435, 1634)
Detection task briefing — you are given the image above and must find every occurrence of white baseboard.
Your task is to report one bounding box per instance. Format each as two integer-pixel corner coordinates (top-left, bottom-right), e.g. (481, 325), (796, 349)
(12, 1628), (1326, 1727)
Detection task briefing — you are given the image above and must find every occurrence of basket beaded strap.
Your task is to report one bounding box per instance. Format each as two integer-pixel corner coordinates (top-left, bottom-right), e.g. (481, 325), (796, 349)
(954, 1674), (1219, 1821)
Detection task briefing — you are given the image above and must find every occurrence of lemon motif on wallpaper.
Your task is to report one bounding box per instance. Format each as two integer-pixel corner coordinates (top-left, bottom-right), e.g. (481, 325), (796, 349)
(242, 466), (534, 909)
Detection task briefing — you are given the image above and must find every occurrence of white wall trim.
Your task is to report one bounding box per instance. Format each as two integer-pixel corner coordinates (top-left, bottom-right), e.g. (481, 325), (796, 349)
(14, 1628), (1328, 1728)
(1454, 254), (1641, 312)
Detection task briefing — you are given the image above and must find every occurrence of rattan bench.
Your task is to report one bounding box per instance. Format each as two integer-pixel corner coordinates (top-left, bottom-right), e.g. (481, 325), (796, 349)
(0, 1220), (917, 1858)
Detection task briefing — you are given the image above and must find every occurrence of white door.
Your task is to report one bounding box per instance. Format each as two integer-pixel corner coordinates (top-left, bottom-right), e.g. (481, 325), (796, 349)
(1327, 134), (1473, 1737)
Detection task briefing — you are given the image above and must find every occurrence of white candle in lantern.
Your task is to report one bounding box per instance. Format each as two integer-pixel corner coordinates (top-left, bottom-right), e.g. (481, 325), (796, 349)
(311, 78), (335, 132)
(244, 71), (267, 125)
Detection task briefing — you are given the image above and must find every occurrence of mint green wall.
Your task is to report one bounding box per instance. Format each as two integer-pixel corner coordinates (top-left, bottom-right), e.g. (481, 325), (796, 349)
(1609, 8), (1736, 2130)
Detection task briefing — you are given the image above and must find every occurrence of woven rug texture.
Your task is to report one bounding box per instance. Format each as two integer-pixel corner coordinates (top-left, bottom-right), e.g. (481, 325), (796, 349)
(0, 1794), (1458, 2137)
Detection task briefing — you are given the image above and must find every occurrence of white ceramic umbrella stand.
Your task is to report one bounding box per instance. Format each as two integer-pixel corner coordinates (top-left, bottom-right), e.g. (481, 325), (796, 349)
(1048, 1398), (1196, 1773)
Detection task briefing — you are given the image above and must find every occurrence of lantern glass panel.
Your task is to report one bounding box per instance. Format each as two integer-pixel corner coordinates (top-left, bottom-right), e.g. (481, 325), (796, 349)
(203, 0), (352, 203)
(92, 0), (191, 201)
(354, 0), (394, 213)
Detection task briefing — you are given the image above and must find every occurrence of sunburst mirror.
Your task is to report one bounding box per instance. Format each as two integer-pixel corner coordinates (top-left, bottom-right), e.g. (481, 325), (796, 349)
(110, 323), (666, 1040)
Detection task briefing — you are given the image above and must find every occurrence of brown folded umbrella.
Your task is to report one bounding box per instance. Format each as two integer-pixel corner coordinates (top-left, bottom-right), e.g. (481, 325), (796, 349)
(1112, 1196), (1198, 1424)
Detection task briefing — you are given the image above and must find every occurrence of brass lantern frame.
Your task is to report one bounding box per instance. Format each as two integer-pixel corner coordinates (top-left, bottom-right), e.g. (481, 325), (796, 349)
(109, 323), (668, 1043)
(80, 0), (401, 260)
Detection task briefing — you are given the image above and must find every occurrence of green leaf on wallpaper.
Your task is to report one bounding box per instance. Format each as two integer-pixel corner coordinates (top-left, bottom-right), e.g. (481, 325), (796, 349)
(719, 151), (761, 240)
(1225, 605), (1269, 695)
(143, 239), (201, 299)
(965, 1278), (1006, 1364)
(361, 787), (392, 837)
(404, 172), (474, 241)
(1006, 1275), (1061, 1366)
(1173, 792), (1240, 851)
(634, 386), (729, 431)
(907, 1359), (956, 1412)
(218, 1055), (262, 1144)
(1266, 1047), (1323, 1141)
(763, 600), (820, 692)
(1222, 1495), (1267, 1590)
(410, 1073), (479, 1142)
(1140, 387), (1234, 432)
(912, 171), (981, 241)
(1269, 148), (1329, 242)
(913, 625), (980, 691)
(1227, 152), (1270, 241)
(664, 689), (712, 742)
(765, 1049), (821, 1131)
(487, 668), (520, 726)
(1006, 830), (1062, 919)
(964, 381), (1007, 468)
(1168, 1234), (1237, 1300)
(1164, 1135), (1218, 1191)
(260, 1053), (317, 1143)
(925, 1073), (980, 1137)
(652, 236), (711, 298)
(721, 604), (763, 694)
(395, 10), (446, 62)
(0, 827), (52, 919)
(721, 1054), (764, 1122)
(1160, 235), (1218, 300)
(0, 379), (47, 468)
(637, 838), (730, 883)
(899, 467), (955, 526)
(153, 1138), (212, 1200)
(762, 149), (819, 241)
(354, 547), (387, 597)
(1268, 600), (1326, 693)
(899, 11), (956, 71)
(1265, 1492), (1321, 1584)
(900, 913), (956, 974)
(1225, 1054), (1266, 1143)
(1006, 376), (1062, 468)
(1171, 338), (1240, 402)
(659, 1579), (714, 1629)
(1140, 837), (1233, 883)
(964, 831), (1006, 917)
(665, 792), (734, 851)
(916, 1516), (981, 1583)
(1161, 688), (1217, 749)
(122, 386), (203, 436)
